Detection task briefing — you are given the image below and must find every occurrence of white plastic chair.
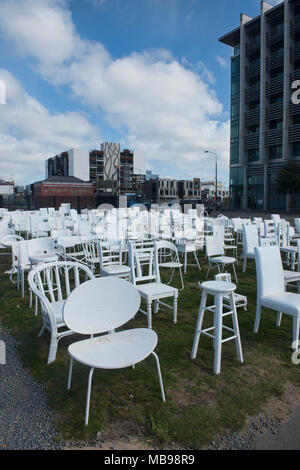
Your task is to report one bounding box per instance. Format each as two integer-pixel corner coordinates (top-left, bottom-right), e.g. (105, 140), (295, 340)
(28, 261), (94, 364)
(254, 245), (300, 350)
(128, 240), (178, 329)
(64, 277), (166, 425)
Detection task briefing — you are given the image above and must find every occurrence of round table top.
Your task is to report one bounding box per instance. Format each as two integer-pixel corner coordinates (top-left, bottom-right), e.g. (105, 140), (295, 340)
(200, 280), (236, 293)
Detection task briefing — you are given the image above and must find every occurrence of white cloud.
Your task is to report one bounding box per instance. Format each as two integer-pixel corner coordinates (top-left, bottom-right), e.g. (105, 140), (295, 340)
(0, 69), (101, 184)
(0, 0), (230, 185)
(217, 56), (228, 69)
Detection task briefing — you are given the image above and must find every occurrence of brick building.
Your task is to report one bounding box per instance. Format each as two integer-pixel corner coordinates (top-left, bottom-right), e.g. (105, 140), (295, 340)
(30, 176), (95, 210)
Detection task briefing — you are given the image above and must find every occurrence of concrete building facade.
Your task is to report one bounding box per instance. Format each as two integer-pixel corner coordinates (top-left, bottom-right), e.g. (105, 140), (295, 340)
(219, 0), (300, 211)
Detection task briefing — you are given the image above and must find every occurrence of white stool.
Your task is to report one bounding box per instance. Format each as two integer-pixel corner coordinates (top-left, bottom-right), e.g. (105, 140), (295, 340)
(191, 280), (243, 374)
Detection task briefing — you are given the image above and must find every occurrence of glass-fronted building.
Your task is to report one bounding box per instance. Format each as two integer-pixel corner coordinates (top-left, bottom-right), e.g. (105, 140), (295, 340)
(219, 0), (300, 211)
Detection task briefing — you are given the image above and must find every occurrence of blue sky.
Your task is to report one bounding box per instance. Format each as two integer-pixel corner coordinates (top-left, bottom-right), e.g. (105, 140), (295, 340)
(0, 0), (282, 186)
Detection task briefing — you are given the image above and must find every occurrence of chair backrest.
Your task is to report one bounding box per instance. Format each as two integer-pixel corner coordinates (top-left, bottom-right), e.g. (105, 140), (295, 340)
(28, 261), (94, 330)
(243, 224), (258, 256)
(128, 240), (159, 285)
(63, 277), (141, 335)
(156, 239), (180, 263)
(205, 235), (224, 258)
(27, 238), (55, 258)
(254, 245), (284, 299)
(98, 240), (122, 270)
(215, 272), (232, 283)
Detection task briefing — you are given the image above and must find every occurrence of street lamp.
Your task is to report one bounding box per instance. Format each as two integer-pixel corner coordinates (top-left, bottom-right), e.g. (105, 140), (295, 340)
(204, 150), (217, 208)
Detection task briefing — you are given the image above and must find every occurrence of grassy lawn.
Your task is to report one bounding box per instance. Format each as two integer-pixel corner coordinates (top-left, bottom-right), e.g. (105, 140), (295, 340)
(0, 245), (300, 449)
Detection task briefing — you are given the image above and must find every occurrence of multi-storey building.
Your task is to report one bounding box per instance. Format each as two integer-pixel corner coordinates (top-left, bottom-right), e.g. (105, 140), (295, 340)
(45, 143), (146, 195)
(219, 0), (300, 211)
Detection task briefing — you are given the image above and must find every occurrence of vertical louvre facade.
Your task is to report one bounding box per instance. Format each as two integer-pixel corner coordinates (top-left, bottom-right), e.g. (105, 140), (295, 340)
(219, 0), (300, 211)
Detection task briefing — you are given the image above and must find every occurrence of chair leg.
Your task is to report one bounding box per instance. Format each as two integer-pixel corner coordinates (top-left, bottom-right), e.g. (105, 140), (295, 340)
(292, 316), (300, 351)
(232, 263), (238, 284)
(243, 254), (247, 273)
(229, 292), (243, 364)
(47, 336), (58, 364)
(191, 290), (207, 359)
(179, 267), (184, 290)
(147, 300), (152, 329)
(254, 303), (262, 334)
(152, 352), (165, 402)
(67, 357), (73, 390)
(214, 293), (223, 375)
(276, 312), (282, 327)
(193, 251), (201, 271)
(85, 367), (95, 426)
(173, 296), (178, 324)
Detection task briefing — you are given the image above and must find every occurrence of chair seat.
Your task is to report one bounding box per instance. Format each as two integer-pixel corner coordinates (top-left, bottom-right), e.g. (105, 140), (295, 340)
(177, 243), (196, 253)
(283, 270), (300, 283)
(159, 262), (183, 269)
(101, 265), (130, 276)
(210, 256), (236, 264)
(68, 328), (157, 369)
(137, 282), (178, 297)
(281, 246), (297, 253)
(201, 280), (236, 294)
(261, 292), (300, 317)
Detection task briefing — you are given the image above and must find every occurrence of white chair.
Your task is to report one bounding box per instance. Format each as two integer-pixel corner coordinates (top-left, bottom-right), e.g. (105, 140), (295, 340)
(64, 277), (166, 425)
(156, 239), (184, 290)
(205, 235), (238, 283)
(254, 245), (300, 350)
(215, 273), (247, 310)
(242, 224), (259, 273)
(98, 240), (131, 279)
(28, 261), (94, 364)
(128, 240), (178, 329)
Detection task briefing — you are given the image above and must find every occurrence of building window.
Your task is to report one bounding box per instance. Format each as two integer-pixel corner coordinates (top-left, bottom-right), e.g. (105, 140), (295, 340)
(248, 149), (259, 162)
(293, 142), (300, 157)
(270, 120), (283, 129)
(269, 145), (282, 160)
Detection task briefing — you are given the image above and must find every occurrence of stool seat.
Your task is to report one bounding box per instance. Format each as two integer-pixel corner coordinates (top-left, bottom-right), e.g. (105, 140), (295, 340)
(200, 280), (236, 294)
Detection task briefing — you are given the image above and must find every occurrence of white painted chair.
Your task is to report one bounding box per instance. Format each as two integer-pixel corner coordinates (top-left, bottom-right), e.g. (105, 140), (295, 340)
(215, 273), (247, 310)
(156, 239), (184, 290)
(242, 224), (259, 273)
(205, 235), (238, 283)
(28, 261), (94, 364)
(98, 240), (131, 279)
(64, 277), (166, 425)
(128, 240), (178, 329)
(254, 245), (300, 350)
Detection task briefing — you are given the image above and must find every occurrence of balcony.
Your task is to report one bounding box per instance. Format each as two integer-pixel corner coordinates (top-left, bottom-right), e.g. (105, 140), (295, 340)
(246, 58), (261, 80)
(289, 123), (300, 142)
(245, 83), (260, 103)
(266, 76), (283, 96)
(266, 48), (284, 71)
(245, 108), (260, 126)
(290, 42), (300, 62)
(244, 133), (260, 150)
(265, 128), (283, 146)
(290, 15), (300, 36)
(246, 36), (260, 57)
(265, 102), (283, 121)
(267, 23), (284, 47)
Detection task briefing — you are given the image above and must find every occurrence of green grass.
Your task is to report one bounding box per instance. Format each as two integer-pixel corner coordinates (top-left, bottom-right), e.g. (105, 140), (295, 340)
(1, 247), (300, 449)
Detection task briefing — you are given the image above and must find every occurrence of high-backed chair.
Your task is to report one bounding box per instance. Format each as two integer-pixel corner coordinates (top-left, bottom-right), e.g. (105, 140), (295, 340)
(254, 245), (300, 350)
(128, 240), (178, 329)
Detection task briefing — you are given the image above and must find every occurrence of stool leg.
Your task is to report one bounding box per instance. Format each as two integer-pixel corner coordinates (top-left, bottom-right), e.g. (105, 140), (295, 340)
(191, 290), (207, 359)
(214, 293), (223, 375)
(229, 292), (243, 364)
